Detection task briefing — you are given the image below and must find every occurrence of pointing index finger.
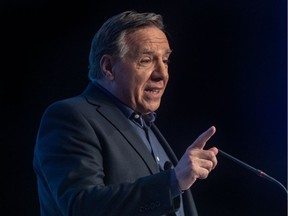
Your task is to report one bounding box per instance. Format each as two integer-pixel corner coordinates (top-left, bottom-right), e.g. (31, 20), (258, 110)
(189, 126), (216, 150)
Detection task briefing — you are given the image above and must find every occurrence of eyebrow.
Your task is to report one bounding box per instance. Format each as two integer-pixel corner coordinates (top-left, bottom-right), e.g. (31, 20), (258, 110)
(141, 49), (173, 55)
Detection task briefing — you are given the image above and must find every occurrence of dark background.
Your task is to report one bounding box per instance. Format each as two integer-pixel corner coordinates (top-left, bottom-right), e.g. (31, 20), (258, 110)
(2, 0), (287, 215)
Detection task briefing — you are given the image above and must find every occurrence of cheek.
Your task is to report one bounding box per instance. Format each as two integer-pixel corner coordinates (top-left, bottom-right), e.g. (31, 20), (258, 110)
(134, 77), (148, 95)
(117, 64), (149, 95)
(119, 74), (140, 97)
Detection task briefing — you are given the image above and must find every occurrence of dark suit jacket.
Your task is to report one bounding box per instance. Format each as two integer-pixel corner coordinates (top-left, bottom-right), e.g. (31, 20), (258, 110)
(33, 82), (198, 216)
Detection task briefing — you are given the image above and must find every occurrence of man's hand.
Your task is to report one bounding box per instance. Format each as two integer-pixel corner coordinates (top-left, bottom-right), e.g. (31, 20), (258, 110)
(174, 126), (218, 191)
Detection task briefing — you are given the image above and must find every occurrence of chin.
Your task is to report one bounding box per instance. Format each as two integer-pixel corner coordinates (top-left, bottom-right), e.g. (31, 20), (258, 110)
(146, 105), (160, 113)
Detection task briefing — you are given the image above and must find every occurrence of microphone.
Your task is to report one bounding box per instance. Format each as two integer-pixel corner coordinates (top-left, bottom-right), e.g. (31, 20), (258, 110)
(218, 149), (288, 194)
(164, 161), (173, 170)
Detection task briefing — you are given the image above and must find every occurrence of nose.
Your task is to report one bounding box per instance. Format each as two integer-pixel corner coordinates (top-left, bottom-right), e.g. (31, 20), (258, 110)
(151, 60), (168, 81)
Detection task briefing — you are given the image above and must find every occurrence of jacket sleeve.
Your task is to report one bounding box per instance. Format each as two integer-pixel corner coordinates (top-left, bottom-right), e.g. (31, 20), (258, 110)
(33, 100), (181, 216)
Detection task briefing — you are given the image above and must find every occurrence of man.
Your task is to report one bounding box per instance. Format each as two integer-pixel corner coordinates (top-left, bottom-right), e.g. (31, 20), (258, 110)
(33, 10), (218, 216)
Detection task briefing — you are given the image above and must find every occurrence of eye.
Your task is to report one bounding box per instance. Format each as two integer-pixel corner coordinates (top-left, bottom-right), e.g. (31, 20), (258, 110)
(163, 58), (170, 65)
(140, 57), (152, 65)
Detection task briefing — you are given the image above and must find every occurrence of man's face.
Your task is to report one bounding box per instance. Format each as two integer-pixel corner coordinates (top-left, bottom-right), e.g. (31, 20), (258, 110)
(112, 27), (172, 115)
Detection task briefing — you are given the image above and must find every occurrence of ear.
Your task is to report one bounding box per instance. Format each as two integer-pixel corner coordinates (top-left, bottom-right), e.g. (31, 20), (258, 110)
(100, 54), (115, 80)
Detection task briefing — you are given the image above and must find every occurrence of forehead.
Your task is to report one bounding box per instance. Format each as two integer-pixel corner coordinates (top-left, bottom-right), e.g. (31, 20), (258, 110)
(125, 27), (171, 53)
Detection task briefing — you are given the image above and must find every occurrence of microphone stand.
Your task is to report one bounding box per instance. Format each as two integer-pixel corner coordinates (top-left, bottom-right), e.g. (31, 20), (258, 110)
(218, 149), (288, 194)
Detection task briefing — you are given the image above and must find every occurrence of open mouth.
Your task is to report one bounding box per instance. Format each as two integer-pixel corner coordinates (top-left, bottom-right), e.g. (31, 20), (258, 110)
(145, 89), (160, 94)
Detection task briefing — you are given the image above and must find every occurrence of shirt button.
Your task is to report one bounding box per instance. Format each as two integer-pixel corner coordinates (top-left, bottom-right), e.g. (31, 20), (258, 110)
(134, 114), (140, 119)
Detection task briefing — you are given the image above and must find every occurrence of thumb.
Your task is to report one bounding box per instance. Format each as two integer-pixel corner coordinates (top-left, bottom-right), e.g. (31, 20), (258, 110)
(189, 126), (216, 150)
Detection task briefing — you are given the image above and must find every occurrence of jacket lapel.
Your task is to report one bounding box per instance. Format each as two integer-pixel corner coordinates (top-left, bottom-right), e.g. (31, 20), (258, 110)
(151, 123), (179, 165)
(82, 82), (160, 174)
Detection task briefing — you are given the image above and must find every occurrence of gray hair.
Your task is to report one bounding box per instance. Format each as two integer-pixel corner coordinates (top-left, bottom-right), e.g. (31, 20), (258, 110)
(88, 11), (166, 81)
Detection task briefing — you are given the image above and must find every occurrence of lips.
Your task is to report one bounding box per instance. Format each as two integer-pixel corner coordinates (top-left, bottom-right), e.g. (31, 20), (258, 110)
(145, 88), (160, 94)
(144, 86), (163, 100)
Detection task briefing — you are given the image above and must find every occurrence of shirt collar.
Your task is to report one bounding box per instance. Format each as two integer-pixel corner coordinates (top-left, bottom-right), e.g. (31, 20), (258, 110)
(130, 112), (157, 128)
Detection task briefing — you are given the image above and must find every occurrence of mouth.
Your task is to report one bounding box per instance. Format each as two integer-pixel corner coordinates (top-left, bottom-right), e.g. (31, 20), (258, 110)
(144, 87), (163, 100)
(145, 88), (161, 94)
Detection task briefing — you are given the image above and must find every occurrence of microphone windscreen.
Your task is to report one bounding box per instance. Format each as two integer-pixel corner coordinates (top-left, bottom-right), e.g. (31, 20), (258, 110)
(164, 161), (172, 170)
